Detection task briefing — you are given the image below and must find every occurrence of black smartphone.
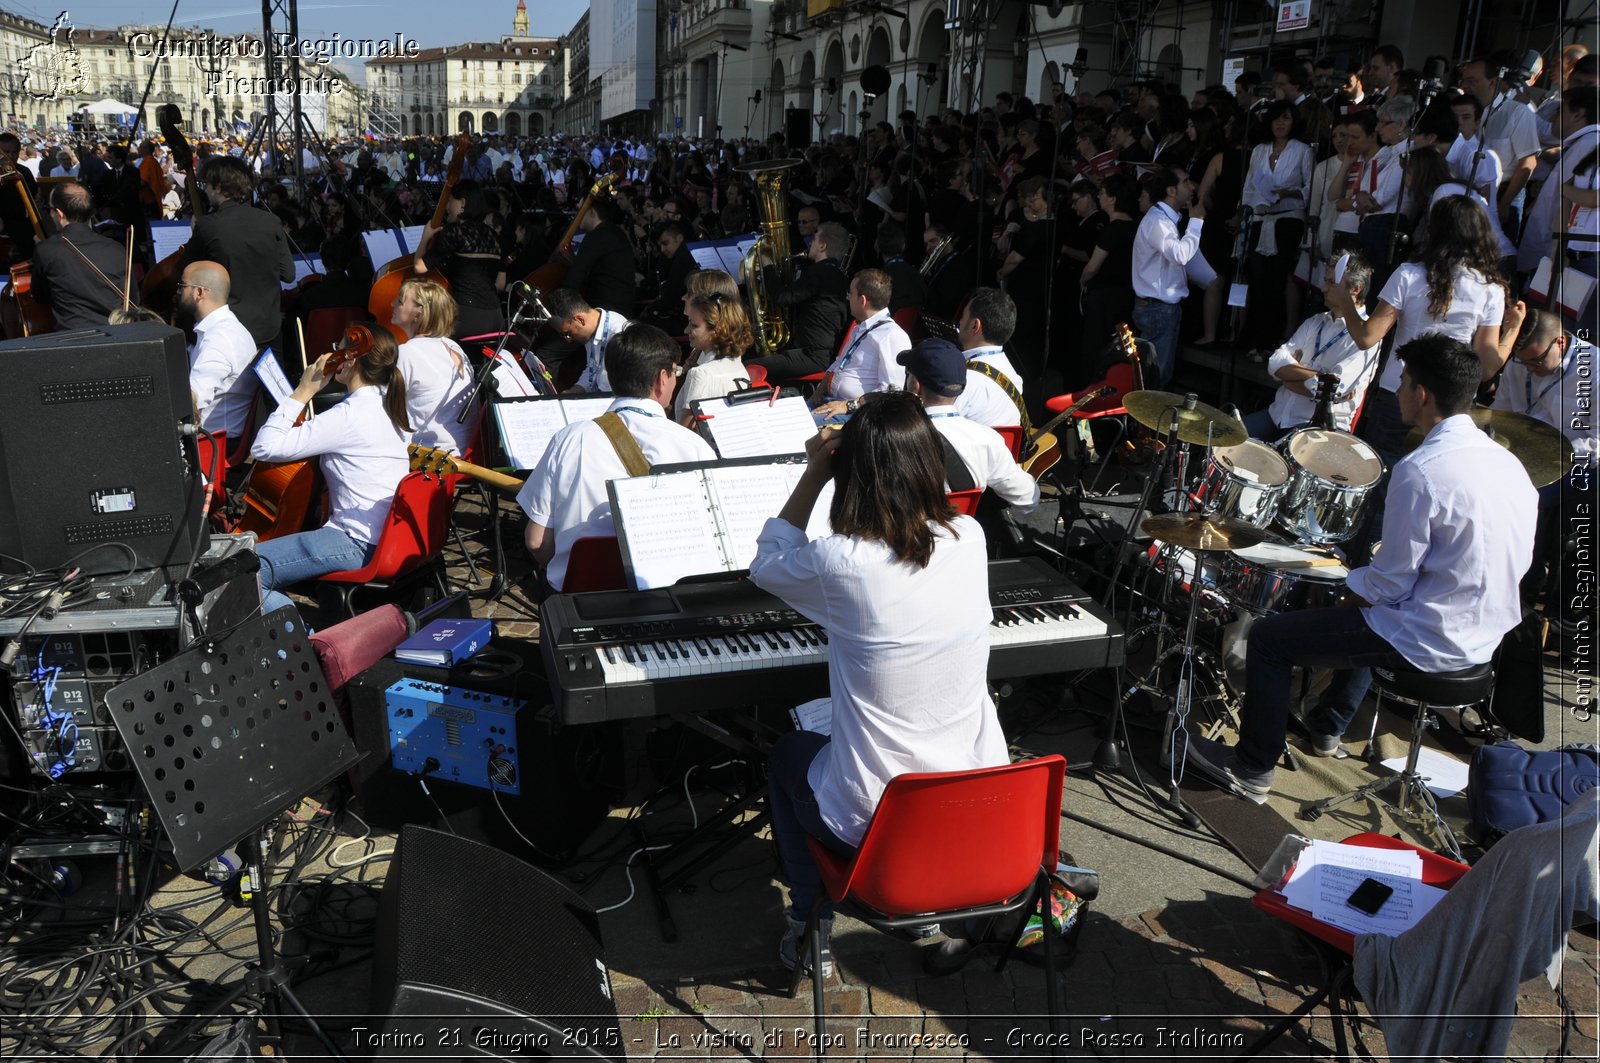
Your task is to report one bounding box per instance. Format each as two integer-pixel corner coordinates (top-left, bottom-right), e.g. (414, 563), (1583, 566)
(1346, 877), (1395, 915)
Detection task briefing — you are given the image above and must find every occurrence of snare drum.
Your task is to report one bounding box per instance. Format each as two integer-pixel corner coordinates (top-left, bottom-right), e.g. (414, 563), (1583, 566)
(1219, 541), (1350, 615)
(1276, 428), (1385, 544)
(1194, 440), (1291, 528)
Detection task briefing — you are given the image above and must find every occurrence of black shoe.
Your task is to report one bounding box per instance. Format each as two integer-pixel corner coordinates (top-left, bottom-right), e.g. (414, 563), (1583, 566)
(922, 936), (980, 976)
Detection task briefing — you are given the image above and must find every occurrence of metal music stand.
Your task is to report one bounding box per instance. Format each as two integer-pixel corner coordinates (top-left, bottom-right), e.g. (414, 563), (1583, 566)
(107, 607), (362, 1059)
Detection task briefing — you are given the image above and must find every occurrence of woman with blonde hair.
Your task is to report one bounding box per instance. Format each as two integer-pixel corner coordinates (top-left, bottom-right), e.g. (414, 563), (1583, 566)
(391, 276), (475, 455)
(682, 268), (740, 313)
(673, 290), (757, 423)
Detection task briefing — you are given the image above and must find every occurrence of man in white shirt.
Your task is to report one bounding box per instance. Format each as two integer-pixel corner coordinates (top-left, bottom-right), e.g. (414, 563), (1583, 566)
(1520, 85), (1600, 275)
(1187, 334), (1537, 802)
(1357, 97), (1415, 294)
(1243, 253), (1381, 440)
(182, 261), (260, 443)
(899, 338), (1039, 512)
(517, 324), (716, 592)
(1131, 167), (1206, 387)
(953, 287), (1029, 430)
(810, 268), (911, 420)
(1494, 309), (1596, 470)
(1460, 56), (1543, 232)
(544, 288), (631, 394)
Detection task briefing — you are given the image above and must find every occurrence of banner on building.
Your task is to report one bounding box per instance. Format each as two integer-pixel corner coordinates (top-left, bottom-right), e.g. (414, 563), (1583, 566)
(1276, 0), (1312, 32)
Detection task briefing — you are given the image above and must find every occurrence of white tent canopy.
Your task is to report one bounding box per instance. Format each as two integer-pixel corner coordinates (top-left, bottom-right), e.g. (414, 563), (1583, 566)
(78, 99), (138, 116)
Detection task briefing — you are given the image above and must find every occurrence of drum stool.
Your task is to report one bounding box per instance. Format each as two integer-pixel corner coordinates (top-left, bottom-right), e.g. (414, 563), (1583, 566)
(1301, 660), (1494, 861)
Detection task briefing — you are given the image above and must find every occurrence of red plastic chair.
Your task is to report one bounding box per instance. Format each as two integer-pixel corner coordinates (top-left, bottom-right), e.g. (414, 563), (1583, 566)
(1045, 362), (1141, 491)
(946, 488), (983, 516)
(742, 363), (769, 387)
(316, 472), (454, 619)
(560, 536), (628, 594)
(890, 304), (920, 335)
(789, 755), (1068, 1054)
(991, 424), (1025, 461)
(1246, 832), (1470, 1058)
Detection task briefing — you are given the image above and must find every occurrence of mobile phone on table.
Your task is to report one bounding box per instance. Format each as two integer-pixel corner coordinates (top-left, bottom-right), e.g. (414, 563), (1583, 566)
(1346, 876), (1394, 916)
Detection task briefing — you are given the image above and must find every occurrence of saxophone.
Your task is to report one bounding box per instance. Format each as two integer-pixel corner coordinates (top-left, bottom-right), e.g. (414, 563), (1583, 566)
(736, 158), (802, 357)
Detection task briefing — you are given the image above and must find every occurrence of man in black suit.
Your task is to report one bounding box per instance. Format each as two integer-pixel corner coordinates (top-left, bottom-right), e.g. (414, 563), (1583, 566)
(565, 198), (637, 317)
(643, 220), (695, 335)
(183, 155), (294, 351)
(0, 133), (43, 262)
(31, 182), (128, 330)
(748, 220), (851, 381)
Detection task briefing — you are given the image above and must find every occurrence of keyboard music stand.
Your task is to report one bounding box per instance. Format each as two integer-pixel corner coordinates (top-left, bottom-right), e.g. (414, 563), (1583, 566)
(106, 607), (362, 1058)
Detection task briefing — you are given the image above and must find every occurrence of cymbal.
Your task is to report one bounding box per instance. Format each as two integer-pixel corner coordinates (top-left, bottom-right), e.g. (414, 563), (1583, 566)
(1404, 408), (1574, 488)
(1142, 512), (1278, 552)
(1123, 391), (1248, 447)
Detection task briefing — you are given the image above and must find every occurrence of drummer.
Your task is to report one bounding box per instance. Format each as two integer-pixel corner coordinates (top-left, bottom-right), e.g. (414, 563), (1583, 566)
(1240, 253), (1382, 442)
(1185, 335), (1537, 803)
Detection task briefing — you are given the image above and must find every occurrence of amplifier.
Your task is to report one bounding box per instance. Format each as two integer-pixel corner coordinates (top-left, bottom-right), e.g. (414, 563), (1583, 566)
(386, 678), (526, 796)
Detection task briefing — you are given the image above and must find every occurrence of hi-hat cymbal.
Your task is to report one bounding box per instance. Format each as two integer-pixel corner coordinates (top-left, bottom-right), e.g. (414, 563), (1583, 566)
(1142, 512), (1277, 552)
(1404, 408), (1574, 488)
(1123, 391), (1248, 447)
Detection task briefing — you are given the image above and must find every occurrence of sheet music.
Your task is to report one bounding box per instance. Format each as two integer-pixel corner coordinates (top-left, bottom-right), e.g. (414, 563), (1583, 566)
(699, 394), (816, 458)
(253, 351), (293, 405)
(734, 234), (759, 261)
(688, 241), (726, 272)
(610, 474), (727, 588)
(150, 221), (189, 263)
(716, 244), (748, 276)
(791, 697), (833, 736)
(395, 225), (425, 257)
(361, 228), (402, 267)
(780, 464), (836, 541)
(705, 464), (806, 570)
(493, 400), (571, 470)
(561, 395), (615, 424)
(489, 351), (539, 398)
(284, 253), (323, 289)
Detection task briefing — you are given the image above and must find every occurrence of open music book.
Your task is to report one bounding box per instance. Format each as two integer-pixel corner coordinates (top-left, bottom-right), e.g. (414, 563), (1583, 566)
(492, 395), (614, 471)
(691, 390), (817, 459)
(609, 458), (834, 589)
(360, 225), (428, 269)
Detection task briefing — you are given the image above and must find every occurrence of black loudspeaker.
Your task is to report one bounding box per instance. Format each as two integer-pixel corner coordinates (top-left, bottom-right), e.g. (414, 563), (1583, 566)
(785, 106), (812, 149)
(371, 826), (624, 1061)
(0, 324), (202, 575)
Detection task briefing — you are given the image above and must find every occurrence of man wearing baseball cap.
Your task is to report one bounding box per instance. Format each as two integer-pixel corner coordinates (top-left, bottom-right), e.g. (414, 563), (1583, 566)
(899, 338), (1039, 512)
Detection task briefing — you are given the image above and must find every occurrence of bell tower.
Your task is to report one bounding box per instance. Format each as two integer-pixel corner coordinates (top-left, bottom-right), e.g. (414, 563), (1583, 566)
(513, 0), (529, 37)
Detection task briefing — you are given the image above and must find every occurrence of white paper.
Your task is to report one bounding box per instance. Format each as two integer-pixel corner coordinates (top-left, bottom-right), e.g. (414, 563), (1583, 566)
(284, 253), (324, 289)
(493, 400), (572, 470)
(1379, 746), (1469, 799)
(698, 394), (816, 459)
(609, 474), (727, 587)
(1333, 252), (1350, 286)
(150, 220), (189, 264)
(716, 244), (748, 276)
(1228, 282), (1250, 308)
(560, 395), (616, 425)
(1302, 865), (1448, 936)
(252, 350), (293, 405)
(706, 464), (806, 570)
(361, 228), (402, 267)
(791, 697), (833, 736)
(688, 241), (726, 272)
(488, 351), (539, 399)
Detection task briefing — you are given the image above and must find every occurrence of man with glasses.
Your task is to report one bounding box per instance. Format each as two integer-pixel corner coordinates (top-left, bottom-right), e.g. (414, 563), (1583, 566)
(181, 261), (259, 443)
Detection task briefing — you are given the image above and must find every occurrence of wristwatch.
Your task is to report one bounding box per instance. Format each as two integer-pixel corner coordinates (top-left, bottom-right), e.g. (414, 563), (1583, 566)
(845, 398), (859, 413)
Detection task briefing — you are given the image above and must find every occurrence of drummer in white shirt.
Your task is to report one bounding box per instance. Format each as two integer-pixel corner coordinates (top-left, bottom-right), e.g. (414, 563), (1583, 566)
(809, 268), (911, 423)
(1241, 252), (1382, 442)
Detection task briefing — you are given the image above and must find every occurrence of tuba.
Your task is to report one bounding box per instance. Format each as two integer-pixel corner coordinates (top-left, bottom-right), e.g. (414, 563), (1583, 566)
(736, 158), (802, 357)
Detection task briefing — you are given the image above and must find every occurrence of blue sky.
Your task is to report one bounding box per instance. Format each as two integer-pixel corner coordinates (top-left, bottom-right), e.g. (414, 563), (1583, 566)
(8, 1), (589, 81)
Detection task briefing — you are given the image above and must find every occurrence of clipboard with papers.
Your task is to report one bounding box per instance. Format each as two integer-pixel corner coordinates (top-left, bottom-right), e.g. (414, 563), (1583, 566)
(608, 457), (834, 590)
(491, 394), (614, 471)
(689, 387), (816, 459)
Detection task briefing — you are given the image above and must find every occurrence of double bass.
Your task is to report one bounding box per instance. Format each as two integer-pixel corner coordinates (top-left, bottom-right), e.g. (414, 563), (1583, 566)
(139, 104), (205, 320)
(0, 157), (53, 337)
(367, 133), (471, 339)
(522, 172), (617, 293)
(234, 325), (376, 542)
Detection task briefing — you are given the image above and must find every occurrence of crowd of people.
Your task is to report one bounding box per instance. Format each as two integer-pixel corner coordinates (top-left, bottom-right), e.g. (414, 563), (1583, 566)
(0, 33), (1594, 985)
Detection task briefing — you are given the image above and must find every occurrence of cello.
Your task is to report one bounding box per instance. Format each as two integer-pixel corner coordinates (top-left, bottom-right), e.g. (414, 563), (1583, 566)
(233, 324), (377, 542)
(367, 132), (471, 339)
(138, 104), (205, 320)
(522, 172), (617, 293)
(0, 157), (54, 337)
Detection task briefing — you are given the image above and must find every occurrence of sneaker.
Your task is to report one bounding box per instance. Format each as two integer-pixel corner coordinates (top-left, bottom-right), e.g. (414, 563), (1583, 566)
(1185, 733), (1274, 804)
(778, 910), (833, 979)
(1306, 731), (1347, 758)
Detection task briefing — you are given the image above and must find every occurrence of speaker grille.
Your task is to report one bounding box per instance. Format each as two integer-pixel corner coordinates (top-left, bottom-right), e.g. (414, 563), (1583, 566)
(63, 514), (175, 544)
(40, 375), (155, 404)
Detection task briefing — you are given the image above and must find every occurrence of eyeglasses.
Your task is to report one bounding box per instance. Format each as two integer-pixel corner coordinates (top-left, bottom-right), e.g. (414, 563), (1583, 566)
(174, 282), (207, 292)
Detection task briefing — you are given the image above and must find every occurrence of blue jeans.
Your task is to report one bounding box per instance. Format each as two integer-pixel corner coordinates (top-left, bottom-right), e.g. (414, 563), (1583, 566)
(768, 729), (855, 919)
(1241, 407), (1294, 443)
(1132, 300), (1182, 389)
(255, 524), (375, 616)
(1236, 606), (1410, 774)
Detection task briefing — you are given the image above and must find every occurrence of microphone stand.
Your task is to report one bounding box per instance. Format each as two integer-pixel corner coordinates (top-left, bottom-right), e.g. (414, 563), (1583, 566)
(457, 282), (554, 425)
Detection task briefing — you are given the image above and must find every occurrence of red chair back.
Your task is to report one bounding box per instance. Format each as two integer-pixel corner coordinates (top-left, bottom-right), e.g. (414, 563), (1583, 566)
(890, 305), (920, 335)
(562, 536), (628, 593)
(743, 363), (769, 387)
(303, 307), (374, 365)
(836, 755), (1065, 915)
(946, 488), (983, 516)
(992, 424), (1024, 461)
(320, 472), (453, 586)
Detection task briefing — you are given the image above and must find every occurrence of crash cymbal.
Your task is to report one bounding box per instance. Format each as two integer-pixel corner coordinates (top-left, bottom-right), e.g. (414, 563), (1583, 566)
(1142, 512), (1278, 552)
(1123, 391), (1248, 447)
(1403, 408), (1574, 488)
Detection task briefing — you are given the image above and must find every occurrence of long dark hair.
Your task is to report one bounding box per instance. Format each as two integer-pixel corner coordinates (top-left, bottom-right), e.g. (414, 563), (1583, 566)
(1417, 196), (1505, 318)
(828, 392), (958, 568)
(354, 328), (413, 433)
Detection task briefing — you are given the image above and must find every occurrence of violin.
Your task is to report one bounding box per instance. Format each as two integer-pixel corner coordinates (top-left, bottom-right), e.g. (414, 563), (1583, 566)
(233, 325), (375, 542)
(139, 104), (204, 321)
(368, 132), (470, 340)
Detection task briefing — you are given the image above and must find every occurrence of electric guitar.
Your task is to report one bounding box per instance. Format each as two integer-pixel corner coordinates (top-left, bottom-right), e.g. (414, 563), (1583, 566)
(1020, 324), (1140, 479)
(407, 444), (525, 493)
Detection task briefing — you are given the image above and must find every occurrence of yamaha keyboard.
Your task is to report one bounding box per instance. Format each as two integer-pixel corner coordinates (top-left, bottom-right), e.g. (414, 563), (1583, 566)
(540, 557), (1123, 725)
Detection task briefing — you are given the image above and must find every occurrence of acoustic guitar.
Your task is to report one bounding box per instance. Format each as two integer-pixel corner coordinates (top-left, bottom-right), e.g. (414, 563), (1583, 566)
(233, 325), (376, 542)
(407, 444), (524, 493)
(1020, 323), (1140, 479)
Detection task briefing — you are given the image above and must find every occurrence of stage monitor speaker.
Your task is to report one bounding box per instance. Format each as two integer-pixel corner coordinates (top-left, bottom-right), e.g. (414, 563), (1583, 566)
(785, 106), (812, 149)
(371, 826), (624, 1060)
(0, 324), (201, 576)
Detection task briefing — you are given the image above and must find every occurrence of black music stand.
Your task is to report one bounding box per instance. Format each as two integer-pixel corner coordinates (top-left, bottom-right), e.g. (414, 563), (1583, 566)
(107, 607), (362, 1059)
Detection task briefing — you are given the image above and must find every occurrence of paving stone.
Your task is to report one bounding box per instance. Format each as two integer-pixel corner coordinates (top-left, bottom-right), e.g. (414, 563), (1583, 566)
(1194, 954), (1267, 994)
(822, 984), (870, 1020)
(915, 975), (967, 1015)
(857, 1015), (924, 1058)
(694, 981), (757, 1009)
(868, 982), (923, 1017)
(614, 983), (667, 1020)
(1163, 964), (1216, 1003)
